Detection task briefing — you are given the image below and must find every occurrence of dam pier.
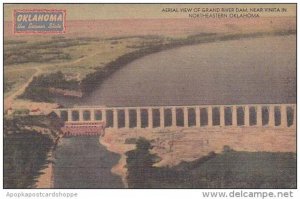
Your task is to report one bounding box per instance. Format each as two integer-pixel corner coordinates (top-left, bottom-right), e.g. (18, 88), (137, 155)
(54, 104), (296, 135)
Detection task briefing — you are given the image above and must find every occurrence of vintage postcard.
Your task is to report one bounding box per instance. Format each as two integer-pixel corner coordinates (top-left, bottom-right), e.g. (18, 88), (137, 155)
(3, 3), (296, 191)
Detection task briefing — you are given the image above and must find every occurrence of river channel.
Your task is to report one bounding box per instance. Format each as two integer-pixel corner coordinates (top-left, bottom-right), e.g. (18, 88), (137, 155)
(53, 136), (123, 188)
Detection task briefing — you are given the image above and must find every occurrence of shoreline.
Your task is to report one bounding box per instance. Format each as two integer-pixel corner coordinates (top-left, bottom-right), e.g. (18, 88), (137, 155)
(34, 135), (63, 188)
(99, 133), (133, 188)
(34, 151), (54, 188)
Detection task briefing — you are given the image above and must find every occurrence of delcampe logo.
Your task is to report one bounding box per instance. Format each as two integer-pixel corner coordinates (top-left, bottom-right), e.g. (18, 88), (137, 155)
(14, 9), (66, 34)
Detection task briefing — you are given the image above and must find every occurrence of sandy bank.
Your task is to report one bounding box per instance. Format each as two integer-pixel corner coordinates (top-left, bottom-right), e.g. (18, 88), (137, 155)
(100, 132), (136, 188)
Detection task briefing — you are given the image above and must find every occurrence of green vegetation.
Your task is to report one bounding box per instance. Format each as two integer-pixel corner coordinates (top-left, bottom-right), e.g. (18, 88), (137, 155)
(126, 138), (162, 188)
(4, 114), (63, 135)
(106, 35), (162, 41)
(4, 68), (37, 96)
(126, 138), (296, 188)
(4, 40), (27, 45)
(4, 37), (97, 65)
(4, 114), (62, 188)
(19, 71), (80, 102)
(4, 132), (53, 188)
(12, 109), (30, 116)
(4, 81), (14, 93)
(124, 137), (138, 144)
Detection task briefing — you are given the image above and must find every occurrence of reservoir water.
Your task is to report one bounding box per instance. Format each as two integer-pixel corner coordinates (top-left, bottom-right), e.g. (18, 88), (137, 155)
(82, 35), (296, 106)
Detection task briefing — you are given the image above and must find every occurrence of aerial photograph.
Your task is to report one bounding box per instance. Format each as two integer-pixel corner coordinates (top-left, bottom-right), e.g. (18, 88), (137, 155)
(3, 3), (296, 189)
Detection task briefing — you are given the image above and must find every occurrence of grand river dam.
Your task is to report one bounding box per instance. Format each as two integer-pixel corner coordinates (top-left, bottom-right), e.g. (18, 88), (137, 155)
(53, 35), (296, 188)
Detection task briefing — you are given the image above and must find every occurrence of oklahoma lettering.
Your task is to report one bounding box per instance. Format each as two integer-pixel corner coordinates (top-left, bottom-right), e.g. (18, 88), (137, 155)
(16, 13), (63, 22)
